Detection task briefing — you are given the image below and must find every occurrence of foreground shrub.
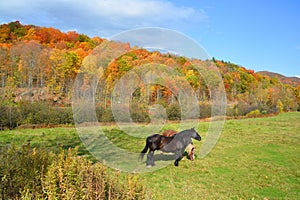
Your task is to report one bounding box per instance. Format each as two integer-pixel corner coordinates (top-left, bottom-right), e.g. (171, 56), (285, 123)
(42, 148), (146, 200)
(0, 145), (147, 200)
(0, 144), (53, 199)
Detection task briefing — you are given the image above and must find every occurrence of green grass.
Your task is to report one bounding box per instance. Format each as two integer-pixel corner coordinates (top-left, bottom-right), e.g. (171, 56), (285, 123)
(0, 127), (89, 155)
(138, 113), (300, 199)
(0, 112), (299, 199)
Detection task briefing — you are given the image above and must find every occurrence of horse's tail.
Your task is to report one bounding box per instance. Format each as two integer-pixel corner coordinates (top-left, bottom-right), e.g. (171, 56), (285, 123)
(139, 138), (149, 161)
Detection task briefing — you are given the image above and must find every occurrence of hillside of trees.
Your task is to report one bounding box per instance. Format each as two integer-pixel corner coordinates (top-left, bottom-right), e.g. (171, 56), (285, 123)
(0, 21), (299, 129)
(257, 71), (300, 87)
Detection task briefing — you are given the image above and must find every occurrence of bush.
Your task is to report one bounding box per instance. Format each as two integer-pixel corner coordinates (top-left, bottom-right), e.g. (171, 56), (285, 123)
(96, 105), (105, 121)
(0, 144), (53, 199)
(101, 108), (115, 122)
(0, 104), (21, 129)
(199, 102), (212, 118)
(257, 103), (278, 114)
(166, 103), (181, 120)
(19, 102), (74, 125)
(130, 104), (150, 123)
(246, 109), (261, 118)
(48, 107), (73, 124)
(73, 102), (97, 124)
(235, 101), (255, 116)
(226, 106), (238, 117)
(42, 148), (146, 200)
(0, 144), (147, 200)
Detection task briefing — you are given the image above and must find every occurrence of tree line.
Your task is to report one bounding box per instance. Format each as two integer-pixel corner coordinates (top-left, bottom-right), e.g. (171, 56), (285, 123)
(0, 21), (299, 129)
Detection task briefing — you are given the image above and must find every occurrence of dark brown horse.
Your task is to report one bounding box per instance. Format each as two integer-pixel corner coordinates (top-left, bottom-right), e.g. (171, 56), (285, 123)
(139, 128), (201, 167)
(161, 129), (196, 161)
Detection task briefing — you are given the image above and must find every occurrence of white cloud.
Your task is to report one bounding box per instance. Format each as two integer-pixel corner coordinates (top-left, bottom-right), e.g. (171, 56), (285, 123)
(93, 0), (195, 19)
(0, 0), (208, 37)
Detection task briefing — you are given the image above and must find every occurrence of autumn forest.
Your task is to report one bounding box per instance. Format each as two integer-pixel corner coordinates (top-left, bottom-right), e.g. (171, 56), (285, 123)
(0, 21), (299, 129)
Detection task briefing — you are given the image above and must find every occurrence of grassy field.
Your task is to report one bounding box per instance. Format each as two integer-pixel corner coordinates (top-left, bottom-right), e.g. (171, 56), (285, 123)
(0, 112), (299, 199)
(139, 113), (300, 199)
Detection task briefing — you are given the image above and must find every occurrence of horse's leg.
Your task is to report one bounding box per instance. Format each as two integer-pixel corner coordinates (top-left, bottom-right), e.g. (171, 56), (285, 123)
(146, 151), (155, 167)
(150, 151), (155, 166)
(174, 149), (184, 167)
(146, 151), (152, 167)
(174, 156), (183, 166)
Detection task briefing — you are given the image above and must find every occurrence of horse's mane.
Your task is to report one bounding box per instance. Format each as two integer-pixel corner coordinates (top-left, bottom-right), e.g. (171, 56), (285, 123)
(161, 134), (176, 139)
(176, 128), (194, 136)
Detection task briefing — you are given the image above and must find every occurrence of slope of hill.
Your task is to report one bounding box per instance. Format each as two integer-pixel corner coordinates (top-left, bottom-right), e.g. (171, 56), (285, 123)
(0, 21), (299, 129)
(257, 71), (300, 87)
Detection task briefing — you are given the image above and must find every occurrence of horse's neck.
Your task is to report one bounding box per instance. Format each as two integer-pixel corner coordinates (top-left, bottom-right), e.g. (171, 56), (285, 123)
(177, 131), (192, 144)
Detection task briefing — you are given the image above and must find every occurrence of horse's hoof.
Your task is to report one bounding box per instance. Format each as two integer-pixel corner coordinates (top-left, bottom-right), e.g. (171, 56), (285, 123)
(174, 161), (179, 167)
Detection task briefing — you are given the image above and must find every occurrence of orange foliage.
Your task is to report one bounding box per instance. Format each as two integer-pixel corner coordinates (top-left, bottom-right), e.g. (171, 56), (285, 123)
(0, 21), (299, 110)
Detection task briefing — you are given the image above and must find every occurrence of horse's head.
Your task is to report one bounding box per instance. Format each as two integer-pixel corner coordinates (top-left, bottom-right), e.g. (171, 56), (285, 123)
(190, 128), (201, 141)
(187, 144), (195, 161)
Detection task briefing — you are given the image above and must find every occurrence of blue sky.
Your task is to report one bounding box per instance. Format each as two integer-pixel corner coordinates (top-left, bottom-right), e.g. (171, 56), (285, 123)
(0, 0), (299, 77)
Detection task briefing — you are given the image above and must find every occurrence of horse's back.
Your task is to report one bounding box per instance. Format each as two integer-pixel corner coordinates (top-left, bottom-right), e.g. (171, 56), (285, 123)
(161, 129), (177, 137)
(147, 133), (161, 142)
